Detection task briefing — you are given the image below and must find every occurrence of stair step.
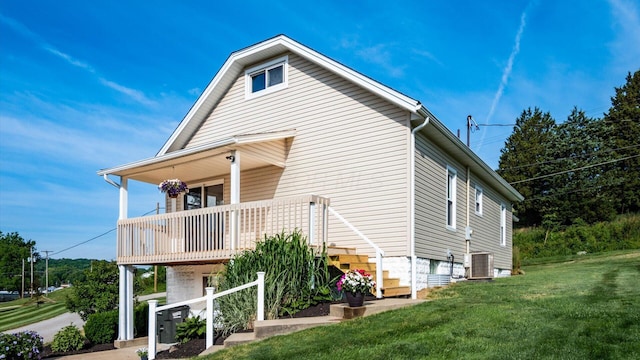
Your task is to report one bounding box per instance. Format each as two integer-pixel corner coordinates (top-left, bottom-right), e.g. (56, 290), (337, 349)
(348, 262), (376, 271)
(327, 246), (358, 255)
(254, 316), (339, 339)
(223, 331), (255, 347)
(381, 286), (411, 297)
(381, 278), (400, 288)
(329, 254), (370, 263)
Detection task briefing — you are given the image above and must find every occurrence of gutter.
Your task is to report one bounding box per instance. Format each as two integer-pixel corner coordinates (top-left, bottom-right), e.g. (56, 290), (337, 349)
(410, 114), (430, 299)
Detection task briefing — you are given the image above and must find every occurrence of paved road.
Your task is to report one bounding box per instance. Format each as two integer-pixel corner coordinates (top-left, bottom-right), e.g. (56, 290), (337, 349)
(6, 312), (84, 344)
(5, 292), (166, 344)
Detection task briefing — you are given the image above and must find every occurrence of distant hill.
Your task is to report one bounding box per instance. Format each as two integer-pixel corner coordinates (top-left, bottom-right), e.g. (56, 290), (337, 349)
(33, 258), (93, 287)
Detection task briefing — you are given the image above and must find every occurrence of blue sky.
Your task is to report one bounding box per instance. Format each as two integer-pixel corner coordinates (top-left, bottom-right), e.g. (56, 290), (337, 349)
(1, 1), (638, 260)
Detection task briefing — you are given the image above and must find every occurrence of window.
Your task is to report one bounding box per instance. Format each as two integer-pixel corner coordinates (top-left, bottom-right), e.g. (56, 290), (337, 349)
(500, 203), (507, 246)
(446, 166), (457, 230)
(475, 186), (483, 216)
(245, 56), (288, 98)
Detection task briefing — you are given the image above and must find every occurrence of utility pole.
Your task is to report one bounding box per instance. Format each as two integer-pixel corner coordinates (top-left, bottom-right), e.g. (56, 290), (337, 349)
(42, 250), (53, 296)
(30, 246), (34, 298)
(466, 115), (478, 147)
(21, 259), (25, 299)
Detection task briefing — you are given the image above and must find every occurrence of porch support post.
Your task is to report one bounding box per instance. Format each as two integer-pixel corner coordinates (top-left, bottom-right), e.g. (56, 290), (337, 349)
(117, 176), (129, 341)
(230, 150), (240, 250)
(126, 265), (134, 339)
(118, 265), (126, 340)
(119, 177), (128, 219)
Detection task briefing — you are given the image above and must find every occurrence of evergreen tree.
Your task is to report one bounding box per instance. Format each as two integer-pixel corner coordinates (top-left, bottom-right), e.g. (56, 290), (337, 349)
(498, 108), (556, 227)
(602, 70), (640, 214)
(544, 108), (615, 225)
(65, 260), (119, 321)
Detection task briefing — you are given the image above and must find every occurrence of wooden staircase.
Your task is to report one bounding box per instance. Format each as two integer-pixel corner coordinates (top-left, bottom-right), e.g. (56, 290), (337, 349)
(327, 246), (411, 297)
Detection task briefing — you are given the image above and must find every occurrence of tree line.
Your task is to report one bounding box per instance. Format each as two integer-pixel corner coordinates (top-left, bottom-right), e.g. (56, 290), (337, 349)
(497, 70), (640, 229)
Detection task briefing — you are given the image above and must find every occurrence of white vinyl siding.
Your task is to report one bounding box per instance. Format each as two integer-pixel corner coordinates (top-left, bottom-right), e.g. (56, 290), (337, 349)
(467, 177), (512, 269)
(186, 52), (410, 257)
(414, 133), (467, 261)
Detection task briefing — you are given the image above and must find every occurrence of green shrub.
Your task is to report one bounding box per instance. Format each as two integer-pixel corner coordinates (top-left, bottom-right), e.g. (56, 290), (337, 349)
(0, 331), (43, 360)
(84, 309), (119, 344)
(134, 302), (149, 337)
(176, 315), (206, 343)
(216, 230), (332, 335)
(515, 214), (640, 260)
(51, 324), (85, 352)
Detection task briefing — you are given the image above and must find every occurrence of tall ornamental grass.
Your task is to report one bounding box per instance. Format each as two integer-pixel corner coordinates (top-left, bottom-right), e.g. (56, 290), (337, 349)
(216, 230), (331, 335)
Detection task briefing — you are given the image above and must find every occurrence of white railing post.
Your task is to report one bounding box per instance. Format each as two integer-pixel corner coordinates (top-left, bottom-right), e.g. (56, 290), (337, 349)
(205, 287), (215, 348)
(376, 251), (383, 299)
(148, 300), (157, 360)
(257, 271), (265, 322)
(309, 201), (316, 245)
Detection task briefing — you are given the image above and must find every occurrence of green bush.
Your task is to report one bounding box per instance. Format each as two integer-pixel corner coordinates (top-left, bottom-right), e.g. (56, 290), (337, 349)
(515, 213), (640, 260)
(216, 230), (332, 335)
(51, 324), (85, 352)
(134, 302), (149, 337)
(176, 315), (206, 343)
(0, 331), (43, 360)
(84, 309), (119, 344)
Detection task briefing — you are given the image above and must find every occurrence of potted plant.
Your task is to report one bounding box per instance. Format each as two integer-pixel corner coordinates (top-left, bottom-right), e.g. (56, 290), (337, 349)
(337, 269), (376, 307)
(136, 347), (148, 360)
(158, 179), (189, 198)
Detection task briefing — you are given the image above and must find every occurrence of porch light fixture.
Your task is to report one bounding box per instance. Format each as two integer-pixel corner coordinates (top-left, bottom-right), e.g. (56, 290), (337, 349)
(226, 155), (235, 162)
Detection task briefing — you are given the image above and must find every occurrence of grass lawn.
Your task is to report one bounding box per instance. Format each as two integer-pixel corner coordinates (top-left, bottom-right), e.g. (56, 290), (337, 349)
(202, 250), (640, 360)
(0, 288), (72, 332)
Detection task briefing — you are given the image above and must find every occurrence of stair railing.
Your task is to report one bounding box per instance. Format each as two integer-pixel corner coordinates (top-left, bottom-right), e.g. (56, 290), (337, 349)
(328, 207), (384, 298)
(147, 272), (265, 359)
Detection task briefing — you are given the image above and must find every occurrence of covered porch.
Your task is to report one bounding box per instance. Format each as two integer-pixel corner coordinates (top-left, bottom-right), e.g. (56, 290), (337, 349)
(98, 130), (333, 342)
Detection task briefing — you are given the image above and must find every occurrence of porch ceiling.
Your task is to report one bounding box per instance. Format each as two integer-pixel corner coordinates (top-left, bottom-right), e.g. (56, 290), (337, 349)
(98, 130), (294, 185)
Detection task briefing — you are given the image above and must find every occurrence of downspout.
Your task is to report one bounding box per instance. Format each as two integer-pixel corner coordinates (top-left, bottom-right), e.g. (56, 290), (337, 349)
(410, 115), (430, 299)
(103, 174), (121, 189)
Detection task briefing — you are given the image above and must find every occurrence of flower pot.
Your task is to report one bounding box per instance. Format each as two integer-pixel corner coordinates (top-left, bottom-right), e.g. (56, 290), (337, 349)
(140, 356), (148, 360)
(345, 291), (365, 307)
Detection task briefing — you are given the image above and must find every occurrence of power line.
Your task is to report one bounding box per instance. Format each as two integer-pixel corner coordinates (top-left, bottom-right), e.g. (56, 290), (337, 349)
(510, 154), (640, 185)
(502, 144), (640, 171)
(52, 207), (164, 256)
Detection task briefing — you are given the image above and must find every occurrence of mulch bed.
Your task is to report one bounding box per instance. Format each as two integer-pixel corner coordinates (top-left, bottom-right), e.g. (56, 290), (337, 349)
(41, 302), (335, 359)
(41, 341), (116, 358)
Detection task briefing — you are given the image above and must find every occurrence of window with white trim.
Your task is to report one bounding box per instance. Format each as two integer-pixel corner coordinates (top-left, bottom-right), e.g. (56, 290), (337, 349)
(475, 186), (483, 216)
(245, 56), (288, 99)
(446, 166), (457, 230)
(500, 203), (507, 246)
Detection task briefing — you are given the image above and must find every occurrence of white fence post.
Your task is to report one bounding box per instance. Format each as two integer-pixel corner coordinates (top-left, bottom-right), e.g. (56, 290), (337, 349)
(148, 300), (157, 360)
(205, 287), (215, 348)
(376, 251), (383, 299)
(257, 272), (265, 321)
(309, 201), (316, 245)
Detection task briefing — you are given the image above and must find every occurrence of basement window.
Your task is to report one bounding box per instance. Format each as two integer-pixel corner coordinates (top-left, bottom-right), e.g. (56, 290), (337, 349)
(245, 56), (288, 99)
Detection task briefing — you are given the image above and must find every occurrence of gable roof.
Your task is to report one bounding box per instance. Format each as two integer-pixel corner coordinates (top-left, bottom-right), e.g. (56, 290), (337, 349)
(136, 35), (522, 203)
(158, 34), (426, 155)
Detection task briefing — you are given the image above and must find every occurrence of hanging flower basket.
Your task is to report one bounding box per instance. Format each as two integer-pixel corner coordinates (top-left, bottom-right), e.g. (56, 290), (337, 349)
(158, 179), (188, 198)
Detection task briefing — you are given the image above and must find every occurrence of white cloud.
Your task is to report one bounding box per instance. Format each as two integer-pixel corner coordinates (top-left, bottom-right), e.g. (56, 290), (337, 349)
(478, 6), (530, 150)
(99, 78), (156, 106)
(608, 0), (640, 72)
(44, 47), (96, 73)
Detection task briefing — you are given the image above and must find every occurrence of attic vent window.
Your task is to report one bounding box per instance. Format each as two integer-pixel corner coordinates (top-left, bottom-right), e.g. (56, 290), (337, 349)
(245, 55), (288, 99)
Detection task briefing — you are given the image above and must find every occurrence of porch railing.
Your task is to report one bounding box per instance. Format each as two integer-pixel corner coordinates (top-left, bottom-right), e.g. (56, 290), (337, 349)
(117, 195), (330, 264)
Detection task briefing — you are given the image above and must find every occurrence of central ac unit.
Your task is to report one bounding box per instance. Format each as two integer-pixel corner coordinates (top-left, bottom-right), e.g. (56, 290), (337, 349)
(468, 252), (494, 279)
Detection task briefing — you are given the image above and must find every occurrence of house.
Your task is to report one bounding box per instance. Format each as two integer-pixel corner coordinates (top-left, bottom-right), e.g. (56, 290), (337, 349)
(98, 35), (523, 341)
